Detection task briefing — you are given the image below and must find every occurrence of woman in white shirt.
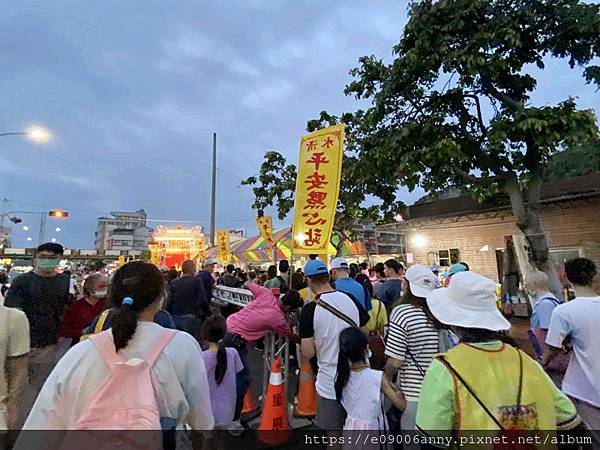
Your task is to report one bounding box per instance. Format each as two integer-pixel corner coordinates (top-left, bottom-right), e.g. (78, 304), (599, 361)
(23, 261), (214, 434)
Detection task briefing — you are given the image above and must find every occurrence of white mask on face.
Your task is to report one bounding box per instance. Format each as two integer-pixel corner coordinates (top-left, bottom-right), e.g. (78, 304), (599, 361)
(94, 289), (108, 298)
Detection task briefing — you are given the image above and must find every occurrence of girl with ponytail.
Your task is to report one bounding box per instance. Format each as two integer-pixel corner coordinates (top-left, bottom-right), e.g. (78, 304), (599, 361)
(202, 314), (245, 429)
(334, 327), (406, 433)
(24, 261), (215, 432)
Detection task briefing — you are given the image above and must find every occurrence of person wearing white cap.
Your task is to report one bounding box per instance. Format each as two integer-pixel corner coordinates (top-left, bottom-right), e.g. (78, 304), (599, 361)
(198, 259), (217, 303)
(384, 264), (441, 433)
(415, 271), (580, 437)
(330, 257), (372, 311)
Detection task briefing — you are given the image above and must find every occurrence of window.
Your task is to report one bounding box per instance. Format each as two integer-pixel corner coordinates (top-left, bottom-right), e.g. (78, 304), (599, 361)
(437, 248), (460, 267)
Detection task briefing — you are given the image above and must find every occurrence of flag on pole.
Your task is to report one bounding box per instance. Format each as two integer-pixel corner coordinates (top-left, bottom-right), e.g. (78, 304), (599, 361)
(216, 229), (231, 264)
(256, 215), (275, 248)
(291, 124), (345, 254)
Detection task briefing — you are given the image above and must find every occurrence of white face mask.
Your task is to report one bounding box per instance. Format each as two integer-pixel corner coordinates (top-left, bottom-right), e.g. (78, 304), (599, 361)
(94, 289), (108, 298)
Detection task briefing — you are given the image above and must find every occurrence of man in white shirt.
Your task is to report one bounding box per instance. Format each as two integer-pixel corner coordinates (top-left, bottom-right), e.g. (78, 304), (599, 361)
(299, 260), (369, 430)
(0, 304), (30, 443)
(545, 258), (600, 447)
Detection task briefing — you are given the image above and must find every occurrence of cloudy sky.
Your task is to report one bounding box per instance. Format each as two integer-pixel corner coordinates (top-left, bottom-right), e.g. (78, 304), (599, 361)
(1, 1), (598, 248)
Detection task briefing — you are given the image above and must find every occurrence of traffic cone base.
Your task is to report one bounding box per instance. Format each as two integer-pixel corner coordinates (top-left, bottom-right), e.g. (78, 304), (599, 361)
(242, 381), (259, 416)
(294, 357), (317, 418)
(258, 357), (291, 446)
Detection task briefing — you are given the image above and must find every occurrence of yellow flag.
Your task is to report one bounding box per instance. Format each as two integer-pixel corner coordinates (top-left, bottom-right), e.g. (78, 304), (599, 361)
(216, 230), (230, 264)
(197, 234), (207, 260)
(256, 215), (275, 248)
(291, 124), (345, 254)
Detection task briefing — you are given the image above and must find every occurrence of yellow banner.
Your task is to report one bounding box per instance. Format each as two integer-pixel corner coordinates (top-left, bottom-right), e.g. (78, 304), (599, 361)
(291, 124), (345, 254)
(216, 230), (230, 264)
(256, 215), (275, 248)
(197, 235), (207, 260)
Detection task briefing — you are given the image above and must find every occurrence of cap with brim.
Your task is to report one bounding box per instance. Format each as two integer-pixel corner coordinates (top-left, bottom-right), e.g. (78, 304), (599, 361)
(405, 264), (437, 298)
(203, 258), (216, 267)
(448, 263), (467, 277)
(304, 260), (328, 277)
(330, 257), (349, 270)
(426, 271), (510, 331)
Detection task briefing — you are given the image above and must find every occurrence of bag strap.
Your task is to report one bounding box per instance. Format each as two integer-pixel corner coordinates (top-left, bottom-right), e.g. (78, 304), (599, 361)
(316, 298), (357, 328)
(94, 309), (111, 334)
(145, 329), (177, 366)
(90, 330), (126, 365)
(406, 349), (426, 377)
(438, 354), (506, 431)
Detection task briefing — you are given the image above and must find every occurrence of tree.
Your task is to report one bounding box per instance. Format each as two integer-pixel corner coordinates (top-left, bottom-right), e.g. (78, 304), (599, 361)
(338, 0), (600, 295)
(241, 113), (403, 255)
(545, 139), (600, 180)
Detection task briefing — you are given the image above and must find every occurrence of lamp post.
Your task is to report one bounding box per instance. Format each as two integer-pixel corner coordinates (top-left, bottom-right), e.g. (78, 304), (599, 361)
(0, 127), (51, 142)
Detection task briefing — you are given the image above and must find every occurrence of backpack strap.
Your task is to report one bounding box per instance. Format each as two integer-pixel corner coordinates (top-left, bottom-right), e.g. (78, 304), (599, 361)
(90, 330), (126, 365)
(94, 309), (111, 334)
(316, 298), (358, 328)
(437, 354), (506, 431)
(145, 329), (177, 367)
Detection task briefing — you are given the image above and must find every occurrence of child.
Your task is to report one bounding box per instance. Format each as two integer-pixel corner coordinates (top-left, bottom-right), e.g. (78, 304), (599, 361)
(202, 315), (245, 429)
(335, 327), (406, 432)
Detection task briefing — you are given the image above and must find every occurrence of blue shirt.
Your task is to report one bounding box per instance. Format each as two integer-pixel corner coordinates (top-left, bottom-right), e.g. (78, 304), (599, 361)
(530, 292), (560, 329)
(335, 277), (372, 311)
(380, 279), (403, 306)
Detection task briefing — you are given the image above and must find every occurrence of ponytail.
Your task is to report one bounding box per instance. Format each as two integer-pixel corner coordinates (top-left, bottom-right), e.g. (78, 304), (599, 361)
(334, 327), (369, 402)
(202, 314), (228, 384)
(112, 300), (138, 351)
(109, 261), (165, 352)
(215, 342), (228, 385)
(334, 346), (351, 402)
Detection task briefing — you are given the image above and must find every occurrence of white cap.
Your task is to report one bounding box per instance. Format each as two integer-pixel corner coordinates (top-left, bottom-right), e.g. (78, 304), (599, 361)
(426, 271), (510, 331)
(203, 258), (217, 267)
(330, 257), (349, 270)
(405, 264), (438, 298)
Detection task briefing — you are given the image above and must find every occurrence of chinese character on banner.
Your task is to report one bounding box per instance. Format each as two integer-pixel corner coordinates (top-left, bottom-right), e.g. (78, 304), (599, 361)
(255, 215), (275, 248)
(216, 230), (230, 264)
(291, 124), (345, 254)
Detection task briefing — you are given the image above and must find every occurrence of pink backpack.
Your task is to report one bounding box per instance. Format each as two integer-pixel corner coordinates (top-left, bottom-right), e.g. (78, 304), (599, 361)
(75, 328), (176, 430)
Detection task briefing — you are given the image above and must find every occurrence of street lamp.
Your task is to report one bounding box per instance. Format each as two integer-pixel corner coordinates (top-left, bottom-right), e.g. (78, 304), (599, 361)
(0, 126), (51, 143)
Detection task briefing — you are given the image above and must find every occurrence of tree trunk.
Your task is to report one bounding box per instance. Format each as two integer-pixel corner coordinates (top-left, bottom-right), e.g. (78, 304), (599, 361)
(504, 175), (564, 300)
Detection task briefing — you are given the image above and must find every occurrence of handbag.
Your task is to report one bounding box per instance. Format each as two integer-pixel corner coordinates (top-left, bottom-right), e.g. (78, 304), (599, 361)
(368, 302), (387, 370)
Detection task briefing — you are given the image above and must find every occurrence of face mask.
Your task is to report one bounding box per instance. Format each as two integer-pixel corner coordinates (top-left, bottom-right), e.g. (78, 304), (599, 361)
(94, 289), (108, 298)
(36, 258), (59, 271)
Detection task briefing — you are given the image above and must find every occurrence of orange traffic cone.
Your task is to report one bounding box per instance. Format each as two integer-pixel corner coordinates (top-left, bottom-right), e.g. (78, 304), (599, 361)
(257, 357), (290, 446)
(294, 357), (316, 418)
(241, 381), (259, 415)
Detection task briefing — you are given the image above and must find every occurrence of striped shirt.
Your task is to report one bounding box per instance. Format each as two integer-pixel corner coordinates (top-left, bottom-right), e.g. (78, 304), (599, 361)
(385, 304), (439, 401)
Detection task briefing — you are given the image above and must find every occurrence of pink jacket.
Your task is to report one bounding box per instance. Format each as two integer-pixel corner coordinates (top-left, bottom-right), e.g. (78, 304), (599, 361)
(226, 283), (291, 341)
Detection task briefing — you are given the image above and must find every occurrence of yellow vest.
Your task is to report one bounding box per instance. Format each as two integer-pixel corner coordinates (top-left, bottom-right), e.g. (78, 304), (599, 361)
(440, 343), (557, 432)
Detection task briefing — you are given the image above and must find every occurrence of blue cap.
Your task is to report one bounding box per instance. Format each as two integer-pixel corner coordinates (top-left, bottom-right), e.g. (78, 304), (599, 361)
(304, 260), (328, 277)
(448, 263), (467, 277)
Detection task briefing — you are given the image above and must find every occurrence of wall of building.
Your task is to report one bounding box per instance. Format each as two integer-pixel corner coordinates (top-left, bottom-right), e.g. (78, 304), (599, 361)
(400, 198), (600, 282)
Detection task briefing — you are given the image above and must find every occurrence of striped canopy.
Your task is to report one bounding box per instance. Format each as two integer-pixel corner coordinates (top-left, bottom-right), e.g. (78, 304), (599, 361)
(206, 227), (366, 263)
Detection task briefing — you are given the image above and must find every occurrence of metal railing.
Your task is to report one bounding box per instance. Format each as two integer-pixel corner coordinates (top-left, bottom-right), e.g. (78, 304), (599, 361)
(212, 285), (292, 412)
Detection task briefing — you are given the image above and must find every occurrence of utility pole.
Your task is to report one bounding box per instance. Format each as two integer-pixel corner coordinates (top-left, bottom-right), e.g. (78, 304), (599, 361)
(210, 133), (217, 247)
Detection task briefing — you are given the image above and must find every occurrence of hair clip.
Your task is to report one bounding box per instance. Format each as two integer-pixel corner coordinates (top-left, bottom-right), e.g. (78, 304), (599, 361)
(122, 297), (134, 306)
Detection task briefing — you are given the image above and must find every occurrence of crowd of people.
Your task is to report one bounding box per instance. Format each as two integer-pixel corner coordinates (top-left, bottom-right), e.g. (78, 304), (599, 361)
(0, 242), (598, 449)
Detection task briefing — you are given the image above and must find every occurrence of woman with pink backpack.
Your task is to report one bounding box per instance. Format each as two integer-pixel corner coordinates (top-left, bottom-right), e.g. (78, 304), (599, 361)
(22, 261), (215, 436)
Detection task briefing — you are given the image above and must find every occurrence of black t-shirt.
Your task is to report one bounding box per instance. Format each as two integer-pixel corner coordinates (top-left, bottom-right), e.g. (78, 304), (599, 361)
(298, 290), (370, 339)
(167, 275), (209, 317)
(5, 271), (70, 348)
(198, 270), (215, 301)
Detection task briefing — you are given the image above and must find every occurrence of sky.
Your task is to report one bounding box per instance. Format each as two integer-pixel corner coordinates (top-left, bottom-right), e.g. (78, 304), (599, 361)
(1, 0), (598, 249)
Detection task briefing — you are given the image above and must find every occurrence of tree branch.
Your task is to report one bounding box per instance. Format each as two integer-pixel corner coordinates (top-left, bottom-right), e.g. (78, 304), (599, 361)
(454, 167), (508, 186)
(464, 94), (487, 136)
(480, 76), (523, 112)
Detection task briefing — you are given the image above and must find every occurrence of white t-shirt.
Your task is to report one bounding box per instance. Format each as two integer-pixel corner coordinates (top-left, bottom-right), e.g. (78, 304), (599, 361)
(309, 291), (360, 400)
(0, 305), (30, 430)
(24, 321), (215, 430)
(546, 296), (600, 407)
